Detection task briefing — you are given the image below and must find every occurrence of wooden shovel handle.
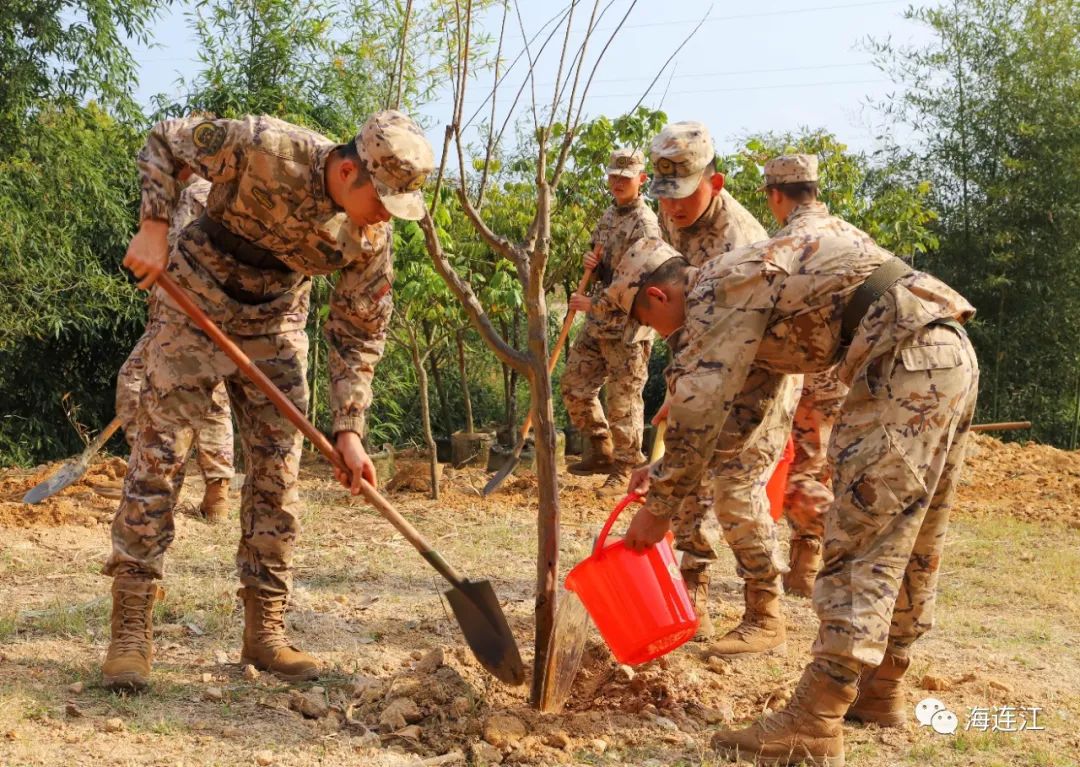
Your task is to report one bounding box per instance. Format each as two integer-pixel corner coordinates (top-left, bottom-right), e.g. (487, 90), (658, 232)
(154, 273), (465, 586)
(970, 421), (1031, 433)
(515, 264), (596, 443)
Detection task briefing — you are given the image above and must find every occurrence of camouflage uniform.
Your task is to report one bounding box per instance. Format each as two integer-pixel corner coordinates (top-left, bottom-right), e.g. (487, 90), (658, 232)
(650, 122), (796, 592)
(607, 200), (978, 676)
(115, 178), (234, 484)
(105, 112), (432, 596)
(561, 149), (660, 468)
(784, 368), (849, 540)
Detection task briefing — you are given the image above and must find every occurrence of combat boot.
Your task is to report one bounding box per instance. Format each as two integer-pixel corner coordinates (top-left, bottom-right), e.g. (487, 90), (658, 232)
(711, 661), (857, 766)
(102, 576), (164, 691)
(707, 583), (786, 656)
(200, 478), (230, 524)
(783, 537), (822, 598)
(239, 587), (319, 682)
(568, 434), (614, 476)
(596, 463), (632, 497)
(845, 652), (911, 727)
(682, 567), (715, 640)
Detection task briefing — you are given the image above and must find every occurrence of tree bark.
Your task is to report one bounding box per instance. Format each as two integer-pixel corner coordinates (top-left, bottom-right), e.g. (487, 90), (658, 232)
(456, 329), (475, 434)
(407, 325), (439, 501)
(425, 322), (453, 436)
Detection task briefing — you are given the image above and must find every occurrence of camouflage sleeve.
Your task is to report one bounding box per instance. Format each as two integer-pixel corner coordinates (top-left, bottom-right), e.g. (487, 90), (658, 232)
(644, 258), (778, 519)
(137, 117), (249, 223)
(324, 231), (394, 436)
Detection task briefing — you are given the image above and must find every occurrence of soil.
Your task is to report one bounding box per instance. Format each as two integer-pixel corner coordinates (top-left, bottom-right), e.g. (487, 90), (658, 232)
(0, 436), (1078, 766)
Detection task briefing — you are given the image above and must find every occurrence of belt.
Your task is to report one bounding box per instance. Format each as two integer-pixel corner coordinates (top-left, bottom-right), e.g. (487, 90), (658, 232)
(198, 213), (291, 273)
(841, 257), (914, 344)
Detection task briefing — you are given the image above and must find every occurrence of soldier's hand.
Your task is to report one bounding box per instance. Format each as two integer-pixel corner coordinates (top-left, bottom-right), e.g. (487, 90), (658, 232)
(627, 463), (653, 496)
(583, 250), (601, 271)
(123, 219), (169, 290)
(334, 431), (377, 495)
(624, 504), (670, 552)
(568, 293), (593, 313)
(651, 400), (671, 427)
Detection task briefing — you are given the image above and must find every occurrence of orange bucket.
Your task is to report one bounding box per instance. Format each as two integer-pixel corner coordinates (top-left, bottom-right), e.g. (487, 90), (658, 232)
(565, 493), (699, 665)
(765, 436), (795, 522)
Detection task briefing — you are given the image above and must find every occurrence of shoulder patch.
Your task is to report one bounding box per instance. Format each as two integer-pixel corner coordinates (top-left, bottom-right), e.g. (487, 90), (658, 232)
(192, 121), (227, 153)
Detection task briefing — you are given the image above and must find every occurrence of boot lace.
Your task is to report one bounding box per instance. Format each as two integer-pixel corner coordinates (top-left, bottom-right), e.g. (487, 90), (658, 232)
(252, 593), (290, 650)
(113, 587), (152, 656)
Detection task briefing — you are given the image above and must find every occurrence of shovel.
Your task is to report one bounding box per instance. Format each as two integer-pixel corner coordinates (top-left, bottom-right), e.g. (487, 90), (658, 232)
(154, 273), (525, 686)
(22, 416), (125, 504)
(483, 262), (596, 496)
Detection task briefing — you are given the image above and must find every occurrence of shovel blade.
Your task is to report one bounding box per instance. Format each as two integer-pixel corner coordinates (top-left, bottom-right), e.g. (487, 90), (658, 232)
(481, 457), (520, 497)
(22, 457), (89, 504)
(445, 580), (525, 686)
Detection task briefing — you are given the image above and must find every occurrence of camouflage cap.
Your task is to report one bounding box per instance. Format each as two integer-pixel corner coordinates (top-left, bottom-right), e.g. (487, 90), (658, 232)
(606, 237), (686, 341)
(759, 153), (819, 190)
(648, 122), (714, 199)
(606, 148), (645, 178)
(356, 110), (435, 221)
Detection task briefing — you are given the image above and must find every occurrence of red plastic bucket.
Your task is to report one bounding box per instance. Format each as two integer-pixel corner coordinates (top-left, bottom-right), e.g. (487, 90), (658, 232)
(564, 493), (699, 665)
(765, 436), (795, 522)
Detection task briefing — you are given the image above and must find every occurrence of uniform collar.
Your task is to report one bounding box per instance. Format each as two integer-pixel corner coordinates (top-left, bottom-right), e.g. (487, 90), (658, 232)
(613, 196), (645, 214)
(313, 143), (344, 217)
(683, 191), (725, 234)
(785, 200), (829, 225)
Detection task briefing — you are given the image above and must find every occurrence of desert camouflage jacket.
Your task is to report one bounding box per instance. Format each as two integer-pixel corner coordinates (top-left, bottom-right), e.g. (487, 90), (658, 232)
(660, 189), (768, 267)
(588, 197), (662, 340)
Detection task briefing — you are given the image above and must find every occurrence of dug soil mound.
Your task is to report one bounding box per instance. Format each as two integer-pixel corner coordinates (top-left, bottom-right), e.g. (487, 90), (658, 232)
(0, 455), (127, 528)
(956, 434), (1080, 528)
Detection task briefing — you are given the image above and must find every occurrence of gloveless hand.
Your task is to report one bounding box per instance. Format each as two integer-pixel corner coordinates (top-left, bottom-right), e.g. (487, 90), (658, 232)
(334, 431), (377, 495)
(123, 219), (169, 290)
(624, 504), (670, 552)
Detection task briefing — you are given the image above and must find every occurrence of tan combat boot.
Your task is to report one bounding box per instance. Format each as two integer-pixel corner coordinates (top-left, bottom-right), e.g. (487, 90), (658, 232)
(102, 576), (164, 691)
(596, 463), (632, 497)
(238, 587), (319, 682)
(200, 478), (230, 524)
(845, 652), (911, 727)
(568, 434), (614, 476)
(682, 567), (715, 640)
(711, 662), (857, 766)
(706, 584), (786, 657)
(783, 537), (822, 599)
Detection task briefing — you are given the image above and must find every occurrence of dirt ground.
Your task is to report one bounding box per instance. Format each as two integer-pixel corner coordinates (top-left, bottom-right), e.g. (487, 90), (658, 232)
(1, 434), (1078, 767)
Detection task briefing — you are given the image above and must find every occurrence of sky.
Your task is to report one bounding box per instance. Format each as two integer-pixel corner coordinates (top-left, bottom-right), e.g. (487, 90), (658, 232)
(129, 0), (939, 159)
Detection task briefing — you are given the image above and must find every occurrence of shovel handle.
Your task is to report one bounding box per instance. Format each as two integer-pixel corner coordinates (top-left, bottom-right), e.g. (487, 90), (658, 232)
(154, 273), (466, 587)
(88, 416), (125, 456)
(971, 421), (1031, 432)
(649, 419), (667, 463)
(515, 264), (595, 442)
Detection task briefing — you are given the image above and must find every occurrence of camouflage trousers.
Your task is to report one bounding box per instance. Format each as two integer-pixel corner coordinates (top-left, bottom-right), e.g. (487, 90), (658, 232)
(560, 324), (651, 466)
(783, 369), (848, 541)
(813, 322), (979, 672)
(116, 317), (234, 482)
(104, 306), (309, 596)
(673, 367), (802, 595)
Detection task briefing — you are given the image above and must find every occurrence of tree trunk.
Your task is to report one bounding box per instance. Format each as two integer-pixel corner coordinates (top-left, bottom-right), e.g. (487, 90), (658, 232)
(457, 329), (475, 434)
(407, 326), (439, 501)
(425, 325), (453, 436)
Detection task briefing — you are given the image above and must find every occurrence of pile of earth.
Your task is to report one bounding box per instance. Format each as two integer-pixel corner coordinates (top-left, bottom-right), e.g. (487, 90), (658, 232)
(0, 456), (127, 528)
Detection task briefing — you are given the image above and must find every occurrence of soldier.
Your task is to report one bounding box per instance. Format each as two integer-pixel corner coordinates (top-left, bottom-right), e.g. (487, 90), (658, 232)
(610, 154), (978, 765)
(782, 370), (849, 597)
(106, 111), (434, 691)
(561, 148), (661, 494)
(115, 175), (235, 524)
(650, 121), (800, 650)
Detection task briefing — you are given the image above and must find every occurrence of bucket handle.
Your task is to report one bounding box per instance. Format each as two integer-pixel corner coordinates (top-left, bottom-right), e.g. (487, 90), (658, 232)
(593, 492), (645, 555)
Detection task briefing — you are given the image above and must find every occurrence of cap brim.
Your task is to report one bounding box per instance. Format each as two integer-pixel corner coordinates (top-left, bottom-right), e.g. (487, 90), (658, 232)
(373, 178), (425, 221)
(649, 171), (704, 199)
(607, 167), (641, 178)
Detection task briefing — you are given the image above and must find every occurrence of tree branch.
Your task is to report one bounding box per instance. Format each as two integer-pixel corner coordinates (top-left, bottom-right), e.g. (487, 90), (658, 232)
(475, 0), (510, 209)
(629, 4), (710, 113)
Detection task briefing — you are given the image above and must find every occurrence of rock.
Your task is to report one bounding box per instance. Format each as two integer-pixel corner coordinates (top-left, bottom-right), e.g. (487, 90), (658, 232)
(242, 664), (260, 681)
(651, 715), (679, 731)
(214, 650), (231, 665)
(415, 647), (445, 675)
(589, 738), (608, 754)
(289, 689), (329, 719)
(391, 724), (422, 742)
(64, 702), (84, 718)
(616, 664), (636, 683)
(920, 674), (951, 692)
(706, 656), (731, 674)
(201, 672), (214, 684)
(483, 713), (528, 748)
(67, 682), (84, 695)
(254, 750), (275, 766)
(104, 718), (124, 733)
(203, 686), (224, 703)
(380, 697), (421, 730)
(448, 696), (471, 718)
(348, 675), (384, 702)
(221, 726), (243, 738)
(988, 679), (1013, 694)
(469, 742), (503, 765)
(543, 730), (571, 750)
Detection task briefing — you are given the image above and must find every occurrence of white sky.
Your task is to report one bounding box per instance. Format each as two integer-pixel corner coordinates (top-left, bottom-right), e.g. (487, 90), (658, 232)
(129, 0), (938, 158)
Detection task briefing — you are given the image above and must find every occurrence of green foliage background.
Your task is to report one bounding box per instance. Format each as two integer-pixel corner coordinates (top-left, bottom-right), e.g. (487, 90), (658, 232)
(0, 0), (1077, 465)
